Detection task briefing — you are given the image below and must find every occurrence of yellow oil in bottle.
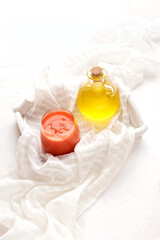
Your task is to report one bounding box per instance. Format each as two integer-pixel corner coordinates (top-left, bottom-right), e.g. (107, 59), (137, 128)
(77, 66), (120, 123)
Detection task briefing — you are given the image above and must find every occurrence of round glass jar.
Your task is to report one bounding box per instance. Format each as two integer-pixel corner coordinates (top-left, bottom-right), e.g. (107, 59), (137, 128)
(40, 109), (80, 156)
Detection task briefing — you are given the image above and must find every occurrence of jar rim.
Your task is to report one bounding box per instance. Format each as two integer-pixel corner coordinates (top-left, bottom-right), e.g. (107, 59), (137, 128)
(41, 108), (74, 125)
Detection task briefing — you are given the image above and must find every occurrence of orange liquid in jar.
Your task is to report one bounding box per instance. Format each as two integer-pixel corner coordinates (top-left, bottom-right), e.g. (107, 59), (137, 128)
(41, 109), (80, 156)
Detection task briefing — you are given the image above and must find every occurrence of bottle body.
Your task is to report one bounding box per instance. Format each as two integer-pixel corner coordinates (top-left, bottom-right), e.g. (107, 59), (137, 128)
(77, 67), (120, 123)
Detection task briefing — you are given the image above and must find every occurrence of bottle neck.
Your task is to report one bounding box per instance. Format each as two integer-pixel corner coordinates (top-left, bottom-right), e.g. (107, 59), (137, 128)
(90, 78), (104, 94)
(87, 68), (107, 94)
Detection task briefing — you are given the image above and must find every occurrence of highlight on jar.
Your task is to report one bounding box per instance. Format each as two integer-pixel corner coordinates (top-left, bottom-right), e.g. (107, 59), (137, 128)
(40, 109), (80, 156)
(77, 66), (120, 124)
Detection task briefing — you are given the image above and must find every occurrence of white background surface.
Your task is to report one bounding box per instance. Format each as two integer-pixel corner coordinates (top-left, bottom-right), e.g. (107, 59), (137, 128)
(0, 0), (160, 239)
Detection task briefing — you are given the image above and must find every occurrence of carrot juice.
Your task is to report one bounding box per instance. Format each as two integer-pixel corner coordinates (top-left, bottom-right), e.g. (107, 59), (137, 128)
(40, 109), (80, 156)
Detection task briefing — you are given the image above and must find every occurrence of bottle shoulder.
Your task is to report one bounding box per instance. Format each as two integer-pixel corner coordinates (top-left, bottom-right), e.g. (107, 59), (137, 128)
(78, 81), (119, 97)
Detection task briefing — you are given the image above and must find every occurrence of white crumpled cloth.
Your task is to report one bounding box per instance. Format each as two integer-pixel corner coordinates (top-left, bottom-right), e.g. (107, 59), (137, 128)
(0, 23), (160, 239)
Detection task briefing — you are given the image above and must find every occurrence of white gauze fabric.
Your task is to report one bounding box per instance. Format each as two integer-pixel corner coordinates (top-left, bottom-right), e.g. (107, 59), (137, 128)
(0, 23), (160, 240)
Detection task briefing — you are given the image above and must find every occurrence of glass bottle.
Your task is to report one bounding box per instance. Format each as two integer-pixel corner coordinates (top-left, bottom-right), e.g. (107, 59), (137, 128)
(77, 66), (120, 125)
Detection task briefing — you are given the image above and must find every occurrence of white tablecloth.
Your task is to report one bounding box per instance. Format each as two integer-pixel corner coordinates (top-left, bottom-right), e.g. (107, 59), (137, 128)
(0, 8), (160, 239)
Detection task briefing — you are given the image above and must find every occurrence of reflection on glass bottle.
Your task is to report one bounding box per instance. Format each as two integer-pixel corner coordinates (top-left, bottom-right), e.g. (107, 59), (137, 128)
(77, 66), (120, 124)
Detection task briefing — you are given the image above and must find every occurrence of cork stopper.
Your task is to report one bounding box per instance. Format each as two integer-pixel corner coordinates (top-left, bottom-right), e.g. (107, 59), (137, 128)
(91, 66), (102, 78)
